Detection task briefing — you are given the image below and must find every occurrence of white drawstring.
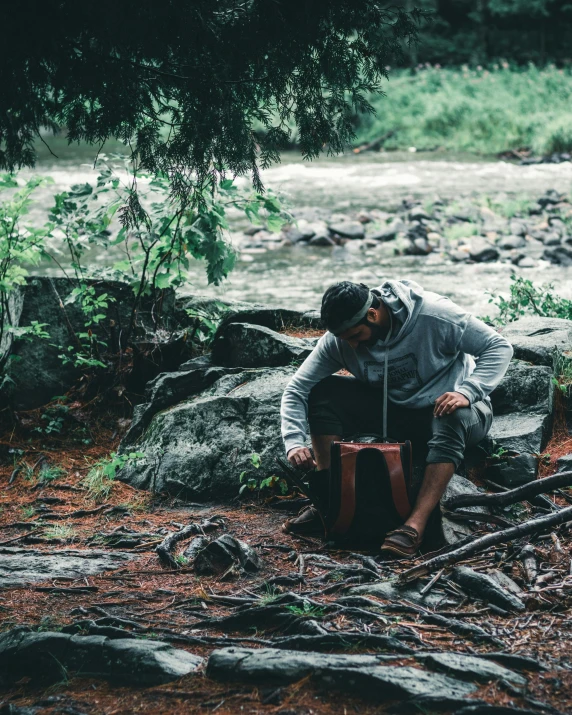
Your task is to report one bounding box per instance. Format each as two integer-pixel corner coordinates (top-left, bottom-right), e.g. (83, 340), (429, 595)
(382, 312), (393, 442)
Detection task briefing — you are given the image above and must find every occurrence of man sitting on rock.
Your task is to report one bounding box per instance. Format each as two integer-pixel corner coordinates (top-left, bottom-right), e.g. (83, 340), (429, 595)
(280, 280), (513, 557)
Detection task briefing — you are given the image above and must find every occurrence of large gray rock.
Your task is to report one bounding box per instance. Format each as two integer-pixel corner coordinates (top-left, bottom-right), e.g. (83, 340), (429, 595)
(206, 647), (477, 703)
(2, 277), (179, 410)
(469, 238), (500, 262)
(419, 652), (526, 687)
(122, 359), (242, 446)
(0, 547), (134, 587)
(485, 452), (539, 487)
(499, 316), (572, 366)
(490, 362), (554, 415)
(180, 295), (322, 338)
(485, 360), (555, 456)
(485, 412), (551, 455)
(328, 222), (365, 239)
(0, 628), (202, 685)
(211, 323), (316, 368)
(119, 367), (294, 497)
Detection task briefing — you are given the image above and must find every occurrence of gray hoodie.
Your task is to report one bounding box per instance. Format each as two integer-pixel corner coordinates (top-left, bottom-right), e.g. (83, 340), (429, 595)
(281, 279), (513, 455)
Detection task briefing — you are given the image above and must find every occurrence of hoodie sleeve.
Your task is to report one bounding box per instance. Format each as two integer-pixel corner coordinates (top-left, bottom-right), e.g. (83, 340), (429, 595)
(281, 333), (345, 455)
(455, 315), (513, 403)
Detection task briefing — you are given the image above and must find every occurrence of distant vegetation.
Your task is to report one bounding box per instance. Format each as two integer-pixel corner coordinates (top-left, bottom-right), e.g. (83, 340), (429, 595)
(352, 64), (572, 156)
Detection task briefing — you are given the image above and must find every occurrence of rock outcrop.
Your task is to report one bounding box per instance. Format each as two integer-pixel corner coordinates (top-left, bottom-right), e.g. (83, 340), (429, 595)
(0, 628), (203, 686)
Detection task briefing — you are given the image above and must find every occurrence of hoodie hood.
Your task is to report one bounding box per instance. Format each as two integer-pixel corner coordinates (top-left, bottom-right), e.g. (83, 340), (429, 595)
(372, 279), (425, 346)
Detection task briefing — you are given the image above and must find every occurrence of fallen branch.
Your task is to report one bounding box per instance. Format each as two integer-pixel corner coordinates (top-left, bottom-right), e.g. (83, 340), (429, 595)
(400, 505), (572, 583)
(443, 471), (572, 511)
(156, 517), (223, 569)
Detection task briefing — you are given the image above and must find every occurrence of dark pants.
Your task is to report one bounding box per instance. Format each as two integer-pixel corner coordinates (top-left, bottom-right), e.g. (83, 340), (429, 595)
(308, 375), (492, 469)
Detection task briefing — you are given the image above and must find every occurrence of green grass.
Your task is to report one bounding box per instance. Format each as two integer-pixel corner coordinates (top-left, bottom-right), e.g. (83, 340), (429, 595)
(443, 223), (478, 242)
(353, 64), (572, 156)
(43, 524), (77, 542)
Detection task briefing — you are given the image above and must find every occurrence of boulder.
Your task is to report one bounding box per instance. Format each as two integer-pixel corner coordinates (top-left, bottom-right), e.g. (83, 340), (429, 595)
(328, 222), (365, 239)
(485, 360), (555, 456)
(0, 628), (203, 686)
(499, 316), (572, 366)
(469, 239), (500, 262)
(179, 295), (323, 336)
(543, 245), (572, 265)
(310, 234), (336, 246)
(490, 362), (554, 415)
(2, 277), (179, 410)
(485, 452), (539, 487)
(450, 566), (526, 612)
(118, 367), (294, 498)
(498, 235), (526, 250)
(211, 323), (317, 368)
(485, 413), (551, 455)
(206, 647), (477, 704)
(0, 547), (134, 588)
(122, 359), (242, 446)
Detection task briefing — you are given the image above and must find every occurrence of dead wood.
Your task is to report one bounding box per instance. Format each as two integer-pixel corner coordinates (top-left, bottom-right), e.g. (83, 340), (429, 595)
(441, 509), (516, 528)
(156, 517), (223, 569)
(400, 505), (572, 582)
(443, 471), (572, 510)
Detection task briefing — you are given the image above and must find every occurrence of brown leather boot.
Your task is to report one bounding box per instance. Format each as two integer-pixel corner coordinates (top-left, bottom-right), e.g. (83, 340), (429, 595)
(282, 505), (323, 535)
(282, 468), (329, 536)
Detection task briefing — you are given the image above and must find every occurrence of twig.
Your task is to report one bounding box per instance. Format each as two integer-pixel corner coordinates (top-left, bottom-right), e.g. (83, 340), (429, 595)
(400, 505), (572, 583)
(443, 471), (572, 510)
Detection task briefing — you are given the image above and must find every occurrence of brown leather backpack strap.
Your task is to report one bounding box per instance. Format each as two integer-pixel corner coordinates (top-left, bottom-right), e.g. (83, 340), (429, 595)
(330, 444), (358, 535)
(379, 446), (412, 521)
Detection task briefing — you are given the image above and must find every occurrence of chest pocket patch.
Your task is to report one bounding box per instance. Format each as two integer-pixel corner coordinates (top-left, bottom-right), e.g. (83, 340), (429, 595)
(364, 353), (423, 392)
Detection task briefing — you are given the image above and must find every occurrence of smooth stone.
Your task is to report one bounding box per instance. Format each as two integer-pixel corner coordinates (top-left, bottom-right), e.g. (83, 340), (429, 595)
(309, 234), (336, 246)
(543, 245), (572, 265)
(517, 256), (537, 268)
(328, 222), (365, 239)
(0, 548), (134, 588)
(409, 207), (431, 221)
(499, 234), (526, 250)
(450, 566), (526, 612)
(469, 238), (500, 262)
(499, 316), (572, 366)
(509, 220), (527, 236)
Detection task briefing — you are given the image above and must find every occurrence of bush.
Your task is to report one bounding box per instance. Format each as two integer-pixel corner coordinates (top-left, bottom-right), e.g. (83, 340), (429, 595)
(485, 275), (572, 326)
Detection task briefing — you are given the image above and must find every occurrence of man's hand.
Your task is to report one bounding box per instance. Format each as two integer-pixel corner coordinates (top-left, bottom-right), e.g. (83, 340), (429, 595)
(433, 391), (470, 417)
(287, 446), (316, 471)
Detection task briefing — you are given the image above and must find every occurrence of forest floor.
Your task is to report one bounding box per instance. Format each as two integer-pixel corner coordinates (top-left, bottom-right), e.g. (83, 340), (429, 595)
(1, 401), (572, 715)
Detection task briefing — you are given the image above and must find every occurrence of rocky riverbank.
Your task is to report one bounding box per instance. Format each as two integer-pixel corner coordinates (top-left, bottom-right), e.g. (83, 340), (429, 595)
(237, 188), (572, 269)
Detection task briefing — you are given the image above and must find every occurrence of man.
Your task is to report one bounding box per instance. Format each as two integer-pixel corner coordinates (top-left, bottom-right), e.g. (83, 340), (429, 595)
(280, 279), (513, 557)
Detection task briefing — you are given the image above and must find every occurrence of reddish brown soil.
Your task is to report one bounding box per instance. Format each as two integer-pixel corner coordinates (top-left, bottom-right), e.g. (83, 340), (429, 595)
(1, 401), (571, 714)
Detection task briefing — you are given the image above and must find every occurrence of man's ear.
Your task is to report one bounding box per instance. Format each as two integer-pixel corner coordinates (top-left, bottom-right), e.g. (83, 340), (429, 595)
(367, 307), (379, 323)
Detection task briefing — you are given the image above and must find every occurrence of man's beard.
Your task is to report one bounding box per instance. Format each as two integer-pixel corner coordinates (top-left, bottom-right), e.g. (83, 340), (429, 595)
(361, 319), (386, 347)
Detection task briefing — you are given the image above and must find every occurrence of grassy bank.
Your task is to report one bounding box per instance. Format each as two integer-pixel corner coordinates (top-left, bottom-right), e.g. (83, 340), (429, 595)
(352, 64), (572, 156)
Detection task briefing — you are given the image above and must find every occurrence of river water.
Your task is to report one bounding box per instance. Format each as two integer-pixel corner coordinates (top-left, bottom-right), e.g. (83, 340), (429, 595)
(23, 142), (572, 315)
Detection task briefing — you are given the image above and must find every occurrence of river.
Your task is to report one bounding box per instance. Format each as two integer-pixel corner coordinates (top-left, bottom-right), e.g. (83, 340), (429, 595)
(21, 140), (572, 315)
